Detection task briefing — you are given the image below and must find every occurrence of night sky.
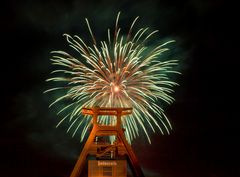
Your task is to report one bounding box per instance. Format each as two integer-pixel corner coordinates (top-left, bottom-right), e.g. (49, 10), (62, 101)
(1, 0), (239, 177)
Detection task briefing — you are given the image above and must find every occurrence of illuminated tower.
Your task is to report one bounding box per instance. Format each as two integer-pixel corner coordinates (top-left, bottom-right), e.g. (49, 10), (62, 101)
(70, 107), (145, 177)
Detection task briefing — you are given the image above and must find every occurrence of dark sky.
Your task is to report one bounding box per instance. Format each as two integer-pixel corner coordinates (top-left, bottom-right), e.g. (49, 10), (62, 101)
(1, 0), (239, 177)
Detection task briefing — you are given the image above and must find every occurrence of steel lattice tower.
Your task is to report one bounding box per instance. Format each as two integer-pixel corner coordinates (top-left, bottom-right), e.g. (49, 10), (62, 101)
(70, 107), (145, 177)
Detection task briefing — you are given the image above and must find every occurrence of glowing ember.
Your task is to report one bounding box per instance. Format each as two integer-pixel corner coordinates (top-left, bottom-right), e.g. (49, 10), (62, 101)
(113, 86), (119, 93)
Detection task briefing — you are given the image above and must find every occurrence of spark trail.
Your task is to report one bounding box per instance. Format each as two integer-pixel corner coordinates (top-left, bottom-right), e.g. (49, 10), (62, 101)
(45, 12), (180, 143)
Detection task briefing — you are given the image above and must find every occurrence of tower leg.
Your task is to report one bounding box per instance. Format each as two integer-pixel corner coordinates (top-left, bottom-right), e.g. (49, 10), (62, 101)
(70, 126), (97, 177)
(118, 131), (145, 177)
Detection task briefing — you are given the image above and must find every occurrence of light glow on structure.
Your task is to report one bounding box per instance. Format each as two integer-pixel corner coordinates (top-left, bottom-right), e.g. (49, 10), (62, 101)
(45, 12), (180, 144)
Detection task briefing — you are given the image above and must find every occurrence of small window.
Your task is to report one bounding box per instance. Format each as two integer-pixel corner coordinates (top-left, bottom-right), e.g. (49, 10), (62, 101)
(103, 166), (113, 176)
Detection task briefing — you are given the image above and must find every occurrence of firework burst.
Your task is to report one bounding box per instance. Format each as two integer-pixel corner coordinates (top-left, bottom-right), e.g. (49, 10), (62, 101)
(45, 12), (180, 143)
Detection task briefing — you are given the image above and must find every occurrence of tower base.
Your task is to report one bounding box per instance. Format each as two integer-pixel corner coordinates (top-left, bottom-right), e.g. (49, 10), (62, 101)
(88, 160), (127, 177)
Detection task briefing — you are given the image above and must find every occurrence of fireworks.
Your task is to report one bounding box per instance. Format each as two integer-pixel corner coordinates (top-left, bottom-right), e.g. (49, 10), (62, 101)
(45, 12), (180, 143)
